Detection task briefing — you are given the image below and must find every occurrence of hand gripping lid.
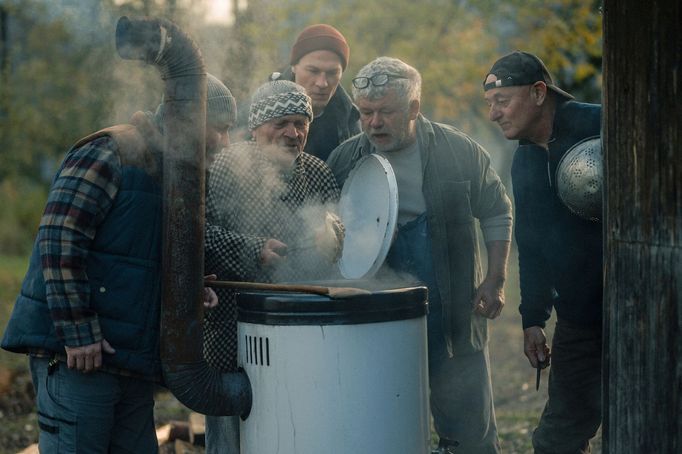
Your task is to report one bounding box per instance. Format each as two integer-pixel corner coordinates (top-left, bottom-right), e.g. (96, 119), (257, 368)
(338, 154), (398, 279)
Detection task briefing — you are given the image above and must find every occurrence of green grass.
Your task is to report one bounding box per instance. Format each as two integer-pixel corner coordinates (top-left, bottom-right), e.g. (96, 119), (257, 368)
(496, 411), (538, 453)
(0, 255), (38, 454)
(0, 411), (38, 454)
(0, 255), (28, 301)
(0, 254), (30, 372)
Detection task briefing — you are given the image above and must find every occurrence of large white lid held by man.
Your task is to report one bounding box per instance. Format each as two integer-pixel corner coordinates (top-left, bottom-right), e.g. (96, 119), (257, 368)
(338, 154), (398, 279)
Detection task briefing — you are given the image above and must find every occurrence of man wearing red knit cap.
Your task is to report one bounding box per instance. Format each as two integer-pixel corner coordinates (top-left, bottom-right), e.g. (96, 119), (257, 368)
(270, 24), (360, 162)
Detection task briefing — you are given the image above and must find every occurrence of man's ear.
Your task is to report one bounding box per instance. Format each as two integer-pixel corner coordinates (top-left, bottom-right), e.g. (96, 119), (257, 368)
(408, 99), (421, 120)
(531, 81), (548, 106)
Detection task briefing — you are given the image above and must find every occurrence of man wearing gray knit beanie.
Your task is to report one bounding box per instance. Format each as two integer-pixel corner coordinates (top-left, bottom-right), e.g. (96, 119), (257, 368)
(154, 73), (237, 165)
(206, 73), (237, 127)
(203, 79), (344, 454)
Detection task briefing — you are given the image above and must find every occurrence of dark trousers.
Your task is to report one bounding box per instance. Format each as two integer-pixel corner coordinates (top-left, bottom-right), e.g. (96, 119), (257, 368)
(533, 319), (602, 454)
(29, 356), (157, 453)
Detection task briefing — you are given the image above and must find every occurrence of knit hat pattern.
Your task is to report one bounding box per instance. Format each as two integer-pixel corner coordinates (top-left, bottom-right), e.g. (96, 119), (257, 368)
(248, 80), (313, 131)
(207, 73), (237, 128)
(290, 24), (350, 70)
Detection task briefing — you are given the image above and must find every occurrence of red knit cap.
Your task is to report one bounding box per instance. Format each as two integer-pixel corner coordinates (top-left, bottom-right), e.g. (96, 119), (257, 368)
(290, 24), (350, 70)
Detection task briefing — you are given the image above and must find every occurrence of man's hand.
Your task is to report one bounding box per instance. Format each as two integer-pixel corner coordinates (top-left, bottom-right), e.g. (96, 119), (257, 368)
(203, 274), (219, 308)
(65, 339), (116, 373)
(523, 326), (550, 369)
(472, 276), (505, 319)
(314, 212), (345, 263)
(474, 240), (510, 319)
(260, 238), (287, 268)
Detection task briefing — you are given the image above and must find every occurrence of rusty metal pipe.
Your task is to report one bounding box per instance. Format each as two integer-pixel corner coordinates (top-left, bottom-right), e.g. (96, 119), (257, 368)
(115, 16), (251, 417)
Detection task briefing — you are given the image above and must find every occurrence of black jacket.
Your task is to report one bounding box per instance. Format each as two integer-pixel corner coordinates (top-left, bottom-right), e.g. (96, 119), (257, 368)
(271, 68), (360, 161)
(511, 100), (602, 329)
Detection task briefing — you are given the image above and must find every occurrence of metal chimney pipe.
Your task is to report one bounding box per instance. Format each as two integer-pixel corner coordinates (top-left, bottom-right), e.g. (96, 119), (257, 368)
(115, 16), (251, 417)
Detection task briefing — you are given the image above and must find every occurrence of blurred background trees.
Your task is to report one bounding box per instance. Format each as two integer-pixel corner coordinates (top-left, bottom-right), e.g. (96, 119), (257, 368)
(0, 0), (603, 256)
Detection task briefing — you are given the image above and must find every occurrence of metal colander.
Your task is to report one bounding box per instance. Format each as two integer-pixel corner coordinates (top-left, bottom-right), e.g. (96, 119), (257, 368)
(556, 136), (602, 222)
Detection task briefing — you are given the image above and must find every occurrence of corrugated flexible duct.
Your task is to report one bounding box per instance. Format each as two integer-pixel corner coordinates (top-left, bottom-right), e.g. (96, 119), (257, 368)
(115, 16), (252, 417)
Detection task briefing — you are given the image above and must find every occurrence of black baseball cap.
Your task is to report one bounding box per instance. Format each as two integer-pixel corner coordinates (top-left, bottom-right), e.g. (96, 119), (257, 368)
(483, 51), (574, 100)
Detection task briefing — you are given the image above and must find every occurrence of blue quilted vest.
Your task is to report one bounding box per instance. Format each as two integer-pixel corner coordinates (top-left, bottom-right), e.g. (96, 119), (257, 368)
(1, 126), (163, 379)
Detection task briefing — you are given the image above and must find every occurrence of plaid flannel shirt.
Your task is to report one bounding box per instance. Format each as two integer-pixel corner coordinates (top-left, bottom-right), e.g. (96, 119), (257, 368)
(39, 136), (121, 348)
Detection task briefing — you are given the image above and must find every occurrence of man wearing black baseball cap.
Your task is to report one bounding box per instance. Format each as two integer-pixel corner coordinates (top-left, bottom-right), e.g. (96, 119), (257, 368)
(484, 51), (603, 454)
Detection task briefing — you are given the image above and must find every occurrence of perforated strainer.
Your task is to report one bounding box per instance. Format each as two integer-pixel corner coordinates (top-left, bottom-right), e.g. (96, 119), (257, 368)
(556, 136), (602, 222)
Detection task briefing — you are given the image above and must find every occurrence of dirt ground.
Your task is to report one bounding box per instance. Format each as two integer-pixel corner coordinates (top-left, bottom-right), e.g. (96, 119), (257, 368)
(0, 250), (601, 453)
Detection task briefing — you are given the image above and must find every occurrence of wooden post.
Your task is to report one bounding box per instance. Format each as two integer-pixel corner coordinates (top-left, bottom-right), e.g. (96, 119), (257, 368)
(602, 0), (681, 452)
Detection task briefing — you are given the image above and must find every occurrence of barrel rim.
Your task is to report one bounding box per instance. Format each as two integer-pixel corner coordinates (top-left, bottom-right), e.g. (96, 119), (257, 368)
(236, 286), (428, 326)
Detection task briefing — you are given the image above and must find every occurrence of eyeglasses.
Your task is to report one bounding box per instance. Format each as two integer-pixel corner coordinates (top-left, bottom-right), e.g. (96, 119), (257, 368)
(352, 73), (408, 89)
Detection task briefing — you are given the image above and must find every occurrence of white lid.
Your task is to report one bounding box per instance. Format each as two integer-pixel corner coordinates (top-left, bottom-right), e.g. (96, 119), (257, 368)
(338, 154), (398, 279)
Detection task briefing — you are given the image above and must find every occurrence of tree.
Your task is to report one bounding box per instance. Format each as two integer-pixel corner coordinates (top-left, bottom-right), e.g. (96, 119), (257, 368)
(504, 0), (603, 103)
(221, 0), (603, 181)
(0, 0), (605, 254)
(603, 0), (681, 451)
(0, 0), (116, 181)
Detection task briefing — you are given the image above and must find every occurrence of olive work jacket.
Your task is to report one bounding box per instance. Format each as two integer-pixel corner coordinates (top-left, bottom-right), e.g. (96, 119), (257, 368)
(327, 115), (512, 355)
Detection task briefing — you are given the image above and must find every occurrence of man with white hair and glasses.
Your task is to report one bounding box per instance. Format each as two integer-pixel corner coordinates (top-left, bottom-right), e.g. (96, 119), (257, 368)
(327, 57), (513, 453)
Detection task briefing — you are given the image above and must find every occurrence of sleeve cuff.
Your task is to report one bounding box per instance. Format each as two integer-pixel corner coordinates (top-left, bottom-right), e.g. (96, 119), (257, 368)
(480, 213), (513, 242)
(522, 318), (547, 330)
(520, 307), (551, 330)
(59, 319), (102, 347)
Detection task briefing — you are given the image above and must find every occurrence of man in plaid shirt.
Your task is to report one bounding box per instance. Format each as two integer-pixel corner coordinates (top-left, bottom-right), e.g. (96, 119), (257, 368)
(203, 80), (343, 454)
(2, 74), (234, 453)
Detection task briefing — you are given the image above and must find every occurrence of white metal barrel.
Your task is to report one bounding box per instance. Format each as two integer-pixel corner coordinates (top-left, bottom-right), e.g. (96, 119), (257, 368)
(237, 286), (430, 454)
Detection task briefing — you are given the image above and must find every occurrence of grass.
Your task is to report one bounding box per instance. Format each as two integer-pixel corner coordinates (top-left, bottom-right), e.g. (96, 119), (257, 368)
(497, 412), (538, 453)
(0, 255), (28, 301)
(0, 254), (35, 454)
(0, 254), (30, 372)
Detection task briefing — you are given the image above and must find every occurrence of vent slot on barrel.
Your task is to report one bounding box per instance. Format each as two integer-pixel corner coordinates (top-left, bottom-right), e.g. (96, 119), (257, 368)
(244, 335), (270, 366)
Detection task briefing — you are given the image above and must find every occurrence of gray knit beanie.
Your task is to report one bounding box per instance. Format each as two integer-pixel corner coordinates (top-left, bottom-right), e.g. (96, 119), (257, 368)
(248, 80), (313, 131)
(206, 73), (237, 128)
(154, 73), (236, 129)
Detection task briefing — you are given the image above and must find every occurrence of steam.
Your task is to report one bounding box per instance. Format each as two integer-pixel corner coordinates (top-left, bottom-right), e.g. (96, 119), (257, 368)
(210, 141), (341, 284)
(208, 139), (425, 291)
(28, 1), (469, 294)
(28, 1), (271, 132)
(338, 203), (423, 290)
